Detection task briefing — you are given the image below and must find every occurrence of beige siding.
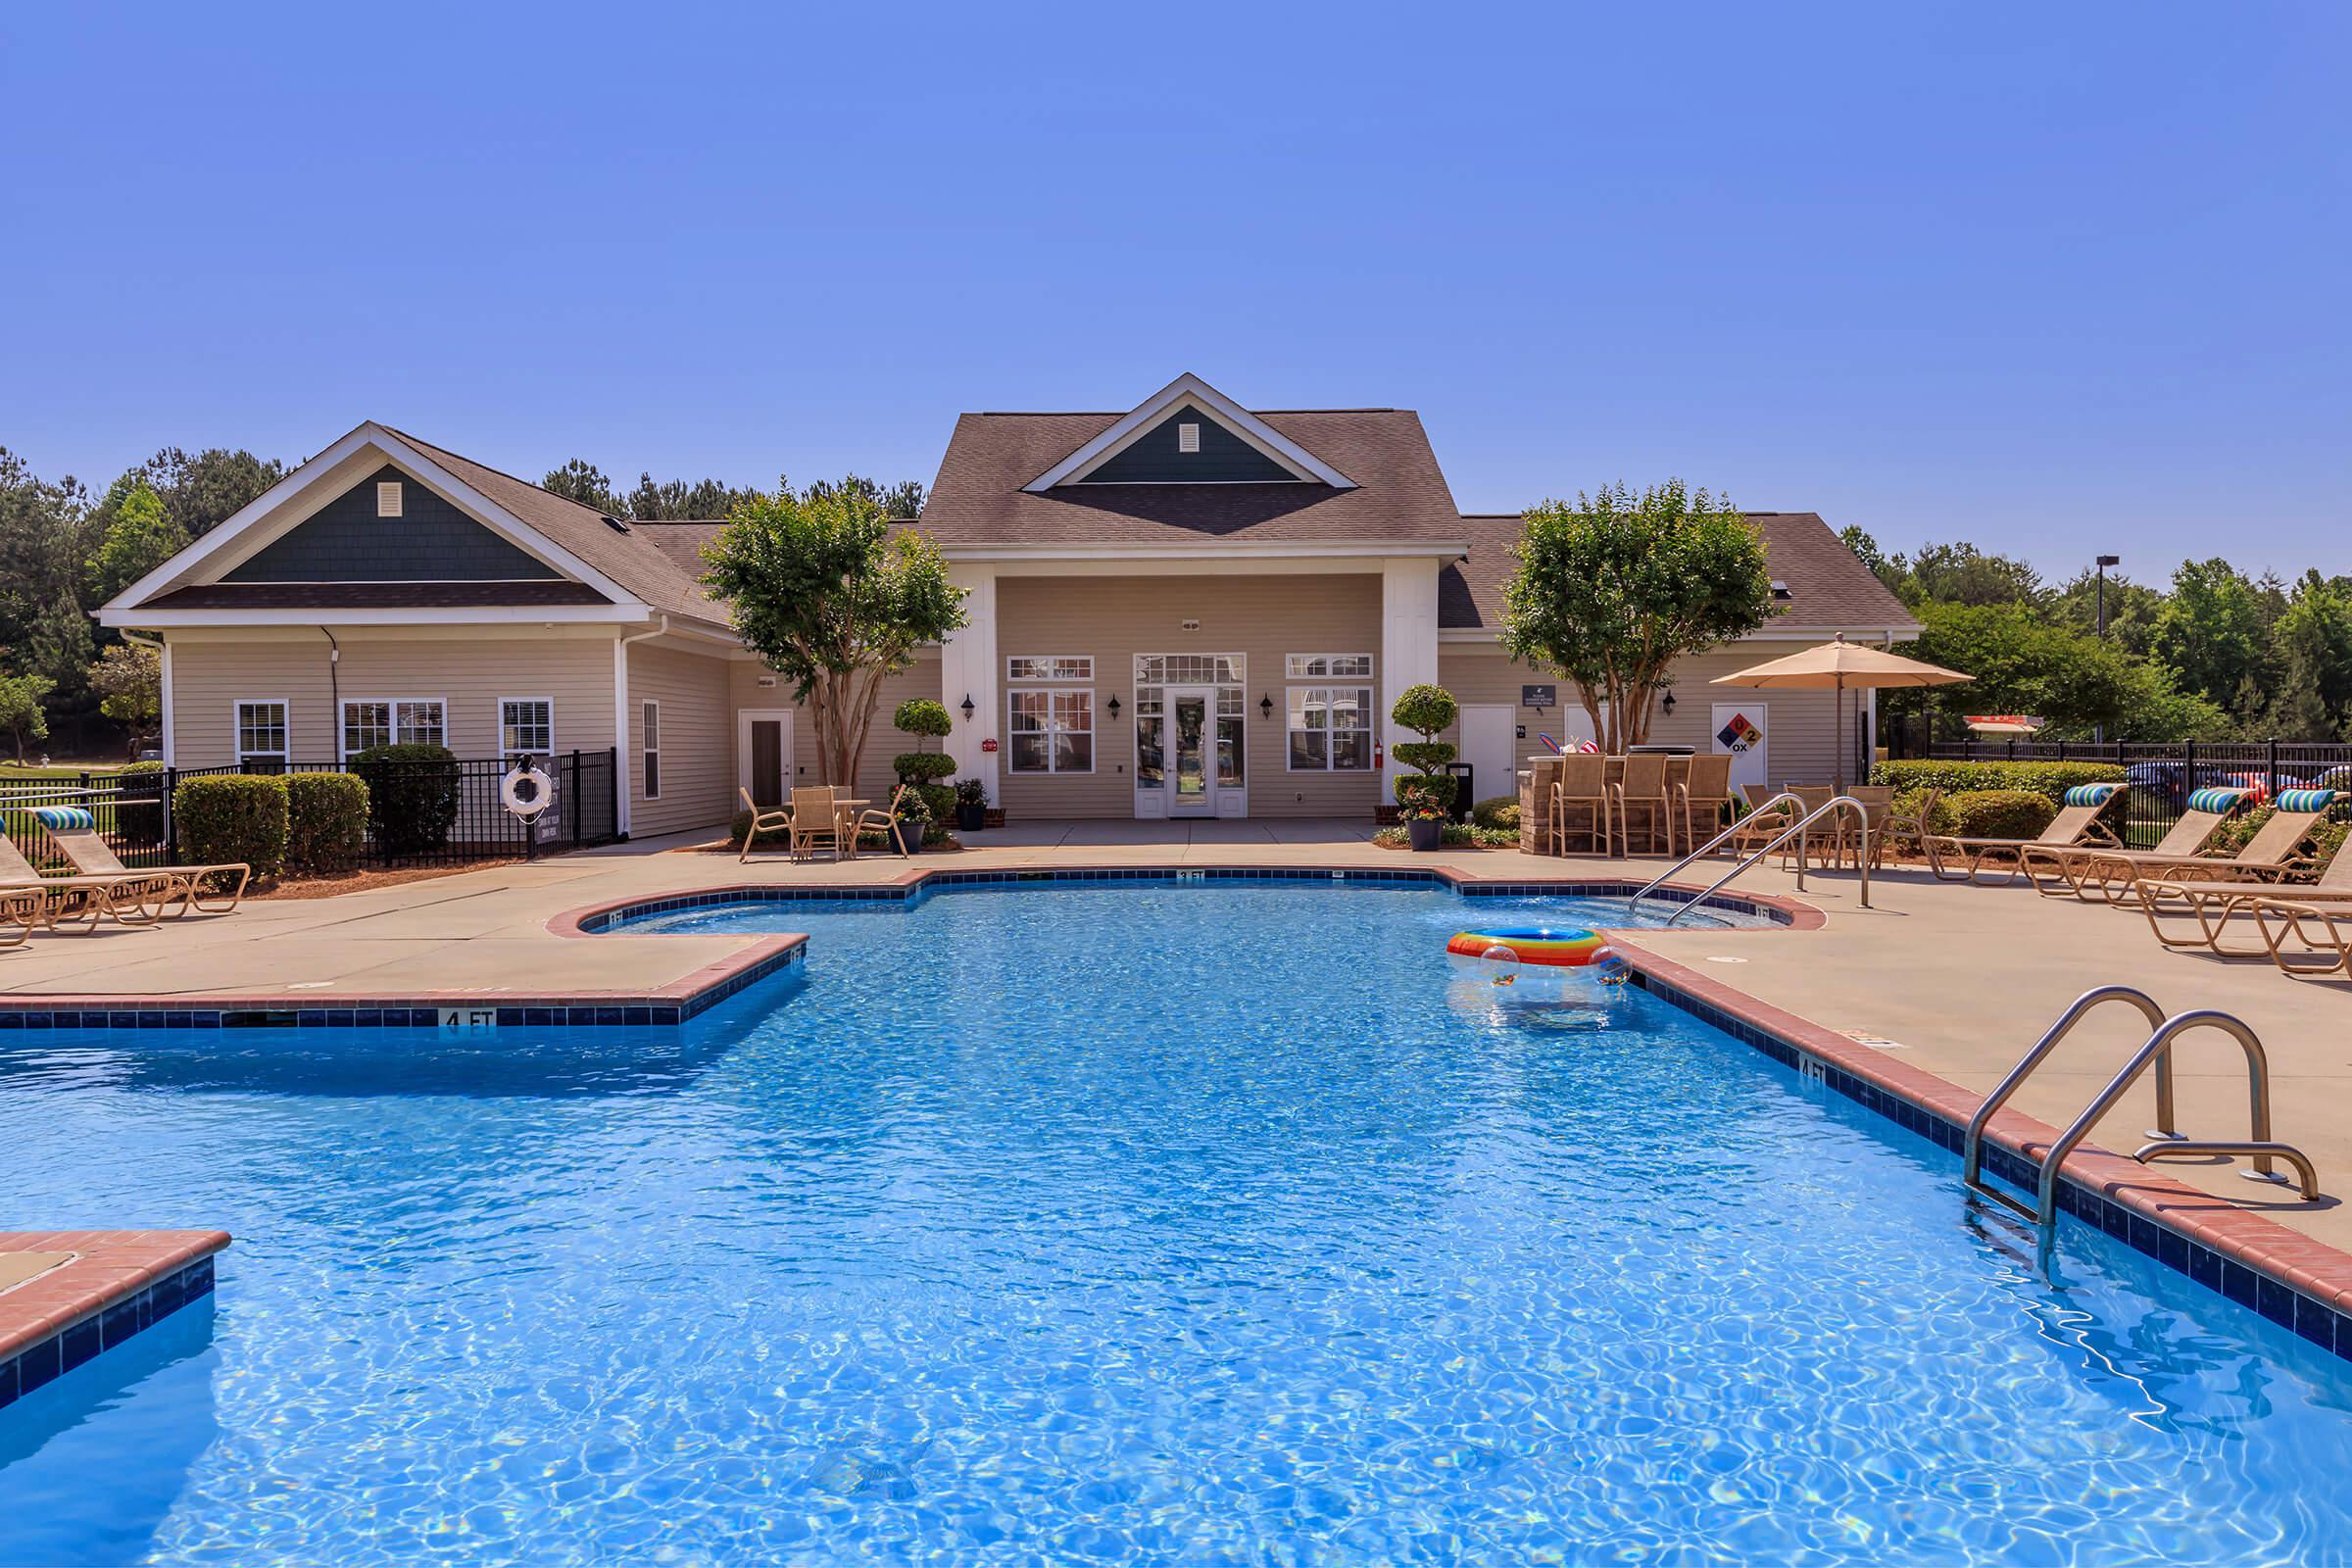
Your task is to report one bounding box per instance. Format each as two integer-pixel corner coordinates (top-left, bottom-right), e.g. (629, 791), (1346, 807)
(1439, 643), (1850, 793)
(167, 629), (617, 768)
(993, 574), (1385, 819)
(627, 642), (732, 837)
(725, 656), (946, 807)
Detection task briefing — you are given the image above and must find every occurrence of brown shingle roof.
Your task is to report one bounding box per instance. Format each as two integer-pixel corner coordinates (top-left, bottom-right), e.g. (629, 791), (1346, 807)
(919, 409), (1465, 545)
(1441, 512), (1919, 634)
(383, 427), (728, 623)
(145, 581), (612, 611)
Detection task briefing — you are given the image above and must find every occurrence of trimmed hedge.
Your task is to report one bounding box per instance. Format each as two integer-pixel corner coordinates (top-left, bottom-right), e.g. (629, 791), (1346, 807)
(1472, 795), (1521, 832)
(1871, 760), (2125, 808)
(174, 773), (288, 879)
(285, 771), (370, 875)
(1946, 789), (2057, 841)
(352, 744), (462, 858)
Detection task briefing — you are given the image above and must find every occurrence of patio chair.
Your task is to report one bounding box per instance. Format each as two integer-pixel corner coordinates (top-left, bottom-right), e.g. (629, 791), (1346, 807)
(2090, 787), (2338, 908)
(787, 786), (840, 863)
(1546, 753), (1612, 857)
(2130, 792), (2349, 955)
(1721, 784), (1798, 859)
(1675, 755), (1735, 856)
(853, 785), (917, 860)
(736, 786), (791, 863)
(1926, 781), (2125, 885)
(32, 806), (250, 915)
(1779, 786), (1838, 869)
(2020, 787), (2245, 901)
(0, 824), (166, 931)
(1872, 786), (1942, 871)
(1612, 753), (1672, 856)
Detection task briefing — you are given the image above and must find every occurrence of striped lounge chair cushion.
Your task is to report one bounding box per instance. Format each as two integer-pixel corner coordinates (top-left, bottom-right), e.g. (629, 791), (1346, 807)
(2274, 788), (2337, 814)
(2184, 788), (2247, 814)
(2062, 784), (2121, 807)
(30, 806), (95, 831)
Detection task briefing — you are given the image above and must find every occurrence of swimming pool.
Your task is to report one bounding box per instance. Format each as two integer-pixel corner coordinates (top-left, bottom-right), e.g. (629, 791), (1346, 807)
(3, 881), (2349, 1563)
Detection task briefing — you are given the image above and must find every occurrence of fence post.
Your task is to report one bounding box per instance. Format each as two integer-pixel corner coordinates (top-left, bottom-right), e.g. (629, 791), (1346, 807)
(2056, 739), (2066, 764)
(569, 751), (583, 849)
(2184, 739), (2195, 799)
(164, 767), (178, 859)
(2267, 737), (2279, 801)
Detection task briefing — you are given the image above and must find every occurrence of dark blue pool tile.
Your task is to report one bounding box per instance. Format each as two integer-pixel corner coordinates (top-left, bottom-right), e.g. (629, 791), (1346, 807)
(0, 1011), (19, 1028)
(2158, 1228), (2189, 1274)
(59, 1314), (101, 1375)
(148, 1267), (186, 1320)
(355, 1008), (381, 1028)
(109, 1010), (137, 1030)
(14, 1335), (59, 1395)
(496, 1008), (525, 1027)
(2221, 1259), (2261, 1309)
(2256, 1275), (2298, 1331)
(2127, 1214), (2165, 1258)
(136, 1009), (166, 1029)
(0, 1351), (17, 1409)
(185, 1257), (215, 1298)
(101, 1294), (144, 1348)
(166, 1010), (193, 1029)
(2187, 1244), (2224, 1292)
(2292, 1292), (2338, 1350)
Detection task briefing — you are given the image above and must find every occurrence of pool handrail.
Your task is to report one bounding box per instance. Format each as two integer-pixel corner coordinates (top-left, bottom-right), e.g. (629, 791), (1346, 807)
(1960, 985), (2173, 1223)
(1625, 792), (1871, 925)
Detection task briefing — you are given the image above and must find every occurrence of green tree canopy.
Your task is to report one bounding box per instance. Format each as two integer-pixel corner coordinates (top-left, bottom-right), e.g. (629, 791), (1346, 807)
(0, 667), (54, 763)
(86, 478), (187, 607)
(2152, 558), (2275, 713)
(1500, 481), (1775, 753)
(88, 641), (163, 756)
(1884, 601), (2225, 742)
(543, 459), (625, 514)
(139, 447), (284, 537)
(702, 480), (967, 788)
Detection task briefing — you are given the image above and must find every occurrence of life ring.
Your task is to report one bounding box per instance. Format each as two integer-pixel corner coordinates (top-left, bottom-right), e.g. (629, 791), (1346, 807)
(500, 763), (555, 819)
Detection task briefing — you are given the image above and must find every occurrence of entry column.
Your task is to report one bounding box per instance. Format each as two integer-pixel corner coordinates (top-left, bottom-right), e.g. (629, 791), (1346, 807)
(941, 564), (1000, 804)
(1379, 558), (1441, 808)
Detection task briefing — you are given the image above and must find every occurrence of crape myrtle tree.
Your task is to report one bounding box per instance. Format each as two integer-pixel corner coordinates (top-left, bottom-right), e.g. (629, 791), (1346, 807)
(1500, 481), (1776, 754)
(703, 480), (966, 792)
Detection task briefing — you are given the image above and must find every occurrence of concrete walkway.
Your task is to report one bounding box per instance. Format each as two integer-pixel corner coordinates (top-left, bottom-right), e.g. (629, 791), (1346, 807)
(5, 821), (2347, 1248)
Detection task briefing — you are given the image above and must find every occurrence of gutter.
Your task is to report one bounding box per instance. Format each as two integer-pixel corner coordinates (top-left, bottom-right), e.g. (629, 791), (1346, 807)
(612, 615), (669, 837)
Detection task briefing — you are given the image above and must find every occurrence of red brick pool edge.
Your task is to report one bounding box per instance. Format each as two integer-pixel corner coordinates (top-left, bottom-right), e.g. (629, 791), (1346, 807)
(0, 1230), (228, 1408)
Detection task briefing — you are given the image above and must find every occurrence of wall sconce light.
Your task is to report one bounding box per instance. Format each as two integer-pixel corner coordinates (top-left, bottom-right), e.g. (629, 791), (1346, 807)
(960, 694), (976, 720)
(1661, 690), (1677, 716)
(1106, 695), (1122, 718)
(1259, 694), (1275, 719)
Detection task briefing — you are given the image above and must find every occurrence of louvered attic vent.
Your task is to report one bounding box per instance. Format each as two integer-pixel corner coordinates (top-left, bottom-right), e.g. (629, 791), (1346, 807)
(377, 481), (403, 517)
(1177, 421), (1201, 454)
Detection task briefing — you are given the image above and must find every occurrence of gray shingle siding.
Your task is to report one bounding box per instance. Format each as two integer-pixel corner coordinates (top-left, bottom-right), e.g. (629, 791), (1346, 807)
(1076, 410), (1300, 484)
(222, 465), (564, 582)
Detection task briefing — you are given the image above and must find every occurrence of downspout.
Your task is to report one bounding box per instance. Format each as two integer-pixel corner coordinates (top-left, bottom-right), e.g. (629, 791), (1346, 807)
(320, 628), (341, 763)
(613, 615), (668, 837)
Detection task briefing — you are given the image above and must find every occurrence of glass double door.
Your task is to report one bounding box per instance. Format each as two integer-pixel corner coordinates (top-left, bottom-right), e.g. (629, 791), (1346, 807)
(1162, 685), (1214, 816)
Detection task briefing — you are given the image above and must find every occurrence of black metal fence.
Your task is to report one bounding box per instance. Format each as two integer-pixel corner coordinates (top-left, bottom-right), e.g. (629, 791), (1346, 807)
(0, 751), (619, 872)
(1895, 738), (2352, 849)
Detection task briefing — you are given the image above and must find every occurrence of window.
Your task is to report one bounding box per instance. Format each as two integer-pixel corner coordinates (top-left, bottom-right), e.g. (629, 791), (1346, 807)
(1007, 688), (1093, 773)
(1285, 654), (1373, 679)
(500, 698), (553, 759)
(342, 698), (444, 760)
(377, 480), (403, 516)
(641, 700), (662, 799)
(1288, 686), (1374, 771)
(235, 700), (288, 771)
(1177, 421), (1201, 454)
(1006, 656), (1093, 682)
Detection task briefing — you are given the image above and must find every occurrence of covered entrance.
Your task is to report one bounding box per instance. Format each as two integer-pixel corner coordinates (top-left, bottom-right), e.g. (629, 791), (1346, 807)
(1134, 654), (1247, 818)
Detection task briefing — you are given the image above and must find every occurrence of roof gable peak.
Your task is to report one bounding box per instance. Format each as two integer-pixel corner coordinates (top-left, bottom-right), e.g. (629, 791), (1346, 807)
(1022, 372), (1357, 493)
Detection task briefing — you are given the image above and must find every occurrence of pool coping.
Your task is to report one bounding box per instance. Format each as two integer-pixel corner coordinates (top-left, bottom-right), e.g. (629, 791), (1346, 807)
(0, 1230), (228, 1410)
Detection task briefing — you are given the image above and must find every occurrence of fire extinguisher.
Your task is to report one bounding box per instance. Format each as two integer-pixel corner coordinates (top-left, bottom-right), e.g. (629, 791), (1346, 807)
(1373, 742), (1384, 771)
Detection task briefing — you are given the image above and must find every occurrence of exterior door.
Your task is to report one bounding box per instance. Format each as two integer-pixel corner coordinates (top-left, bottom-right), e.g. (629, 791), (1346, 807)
(1458, 704), (1516, 812)
(1166, 685), (1214, 817)
(736, 709), (794, 809)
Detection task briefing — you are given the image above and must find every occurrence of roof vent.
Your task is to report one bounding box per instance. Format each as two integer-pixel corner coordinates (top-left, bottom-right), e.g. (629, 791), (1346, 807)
(1177, 421), (1201, 454)
(603, 514), (631, 533)
(1770, 579), (1792, 600)
(377, 481), (403, 517)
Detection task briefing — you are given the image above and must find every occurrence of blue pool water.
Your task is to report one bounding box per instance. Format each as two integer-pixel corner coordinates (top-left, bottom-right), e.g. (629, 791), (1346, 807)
(3, 882), (2350, 1564)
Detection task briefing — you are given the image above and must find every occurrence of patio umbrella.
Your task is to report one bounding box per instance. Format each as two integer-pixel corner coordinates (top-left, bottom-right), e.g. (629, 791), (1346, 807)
(1709, 633), (1973, 792)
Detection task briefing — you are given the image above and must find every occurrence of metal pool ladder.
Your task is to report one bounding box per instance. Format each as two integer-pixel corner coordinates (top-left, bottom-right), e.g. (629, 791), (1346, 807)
(1961, 985), (2321, 1232)
(1626, 792), (1871, 926)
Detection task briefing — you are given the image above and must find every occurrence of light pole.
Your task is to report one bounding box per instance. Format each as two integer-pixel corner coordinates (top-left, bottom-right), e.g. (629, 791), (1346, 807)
(2094, 555), (2120, 744)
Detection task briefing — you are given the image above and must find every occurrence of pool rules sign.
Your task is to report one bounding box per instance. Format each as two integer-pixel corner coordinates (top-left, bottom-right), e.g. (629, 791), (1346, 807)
(1711, 704), (1769, 796)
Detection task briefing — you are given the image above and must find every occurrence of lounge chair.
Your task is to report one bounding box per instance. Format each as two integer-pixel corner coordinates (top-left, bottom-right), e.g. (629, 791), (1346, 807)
(737, 786), (791, 863)
(853, 786), (917, 860)
(2248, 895), (2352, 982)
(0, 826), (167, 931)
(2020, 787), (2245, 901)
(2132, 792), (2350, 955)
(32, 806), (250, 915)
(1926, 781), (2126, 885)
(787, 786), (840, 863)
(2091, 787), (2338, 908)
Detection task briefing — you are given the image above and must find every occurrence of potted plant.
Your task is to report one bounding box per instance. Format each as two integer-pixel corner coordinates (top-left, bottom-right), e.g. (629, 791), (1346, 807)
(955, 776), (987, 833)
(890, 785), (932, 857)
(1390, 683), (1460, 852)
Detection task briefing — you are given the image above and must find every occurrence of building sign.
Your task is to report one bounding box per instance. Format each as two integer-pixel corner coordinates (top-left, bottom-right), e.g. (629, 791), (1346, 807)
(1520, 684), (1556, 710)
(439, 1006), (498, 1031)
(981, 738), (999, 754)
(1715, 711), (1763, 753)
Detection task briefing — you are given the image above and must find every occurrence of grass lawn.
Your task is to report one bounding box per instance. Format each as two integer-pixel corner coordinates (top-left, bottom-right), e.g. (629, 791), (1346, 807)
(0, 762), (133, 779)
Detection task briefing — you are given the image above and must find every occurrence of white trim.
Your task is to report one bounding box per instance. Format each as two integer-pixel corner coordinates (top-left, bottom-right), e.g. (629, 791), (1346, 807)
(496, 696), (555, 758)
(942, 540), (1457, 564)
(1022, 374), (1357, 492)
(159, 640), (175, 766)
(1436, 623), (1923, 646)
(1005, 654), (1094, 682)
(337, 696), (448, 763)
(1004, 686), (1096, 775)
(1282, 683), (1376, 773)
(640, 698), (662, 800)
(735, 708), (796, 807)
(100, 604), (656, 629)
(1284, 653), (1374, 679)
(232, 697), (290, 769)
(103, 422), (645, 613)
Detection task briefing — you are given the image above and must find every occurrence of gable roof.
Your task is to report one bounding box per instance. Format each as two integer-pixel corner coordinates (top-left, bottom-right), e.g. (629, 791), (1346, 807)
(1023, 372), (1357, 491)
(922, 407), (1464, 549)
(1440, 512), (1920, 636)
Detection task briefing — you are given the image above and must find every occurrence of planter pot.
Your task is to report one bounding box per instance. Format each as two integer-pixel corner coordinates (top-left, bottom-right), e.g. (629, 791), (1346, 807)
(893, 820), (925, 857)
(1407, 817), (1445, 852)
(956, 804), (985, 832)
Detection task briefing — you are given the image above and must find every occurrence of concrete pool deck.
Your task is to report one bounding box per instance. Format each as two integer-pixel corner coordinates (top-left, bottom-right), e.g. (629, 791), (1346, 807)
(2, 820), (2346, 1259)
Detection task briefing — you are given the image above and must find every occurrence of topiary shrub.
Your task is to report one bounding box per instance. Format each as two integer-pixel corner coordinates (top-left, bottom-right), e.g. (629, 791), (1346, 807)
(1391, 683), (1460, 819)
(1946, 789), (2057, 842)
(284, 771), (370, 875)
(891, 697), (957, 786)
(1472, 795), (1521, 832)
(352, 743), (462, 858)
(173, 773), (288, 879)
(1871, 760), (2125, 808)
(893, 752), (960, 785)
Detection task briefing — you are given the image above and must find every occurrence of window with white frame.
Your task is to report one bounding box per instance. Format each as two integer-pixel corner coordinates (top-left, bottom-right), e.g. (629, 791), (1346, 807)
(1006, 656), (1093, 682)
(342, 698), (444, 759)
(1287, 684), (1374, 770)
(235, 700), (288, 770)
(1285, 654), (1373, 679)
(1007, 688), (1093, 773)
(500, 698), (553, 759)
(641, 700), (662, 799)
(1131, 654), (1246, 788)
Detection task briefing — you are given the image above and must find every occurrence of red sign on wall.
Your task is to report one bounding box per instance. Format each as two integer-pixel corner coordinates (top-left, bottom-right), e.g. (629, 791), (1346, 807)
(981, 738), (999, 754)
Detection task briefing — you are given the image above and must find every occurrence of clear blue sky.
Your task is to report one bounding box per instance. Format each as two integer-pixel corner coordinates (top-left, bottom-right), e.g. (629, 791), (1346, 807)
(4, 2), (2344, 583)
